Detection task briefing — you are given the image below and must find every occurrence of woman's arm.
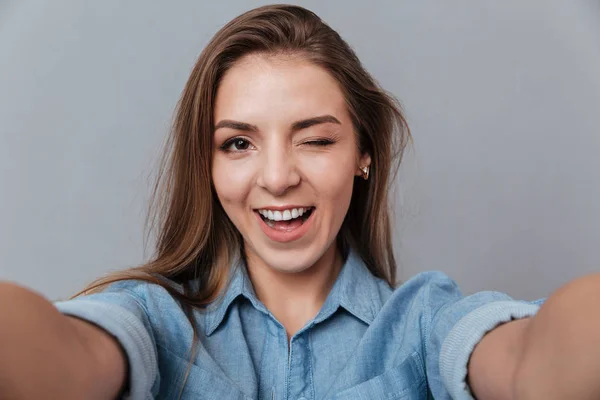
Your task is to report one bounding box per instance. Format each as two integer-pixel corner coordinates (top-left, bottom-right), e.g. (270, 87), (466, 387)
(468, 274), (600, 400)
(0, 282), (127, 400)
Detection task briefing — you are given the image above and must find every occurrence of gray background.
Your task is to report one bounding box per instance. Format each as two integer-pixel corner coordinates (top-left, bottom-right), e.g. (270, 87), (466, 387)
(1, 0), (599, 301)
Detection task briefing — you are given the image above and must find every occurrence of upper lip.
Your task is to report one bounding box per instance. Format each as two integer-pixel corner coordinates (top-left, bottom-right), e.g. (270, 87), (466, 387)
(254, 205), (314, 211)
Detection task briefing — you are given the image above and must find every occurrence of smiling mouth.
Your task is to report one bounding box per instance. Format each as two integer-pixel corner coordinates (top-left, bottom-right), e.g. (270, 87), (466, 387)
(256, 207), (314, 230)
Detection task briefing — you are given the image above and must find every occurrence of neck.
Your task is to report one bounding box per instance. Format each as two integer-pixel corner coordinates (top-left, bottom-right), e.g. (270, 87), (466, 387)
(245, 245), (343, 339)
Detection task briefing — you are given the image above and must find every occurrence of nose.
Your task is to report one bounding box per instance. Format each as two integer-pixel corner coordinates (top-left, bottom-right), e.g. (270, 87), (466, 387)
(256, 143), (301, 196)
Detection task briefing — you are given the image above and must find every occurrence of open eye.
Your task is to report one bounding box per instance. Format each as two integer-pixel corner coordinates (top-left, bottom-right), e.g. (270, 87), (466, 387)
(220, 137), (254, 152)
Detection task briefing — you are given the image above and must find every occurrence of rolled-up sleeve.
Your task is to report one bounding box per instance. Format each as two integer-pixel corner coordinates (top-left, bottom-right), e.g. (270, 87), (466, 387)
(423, 272), (541, 399)
(54, 281), (159, 400)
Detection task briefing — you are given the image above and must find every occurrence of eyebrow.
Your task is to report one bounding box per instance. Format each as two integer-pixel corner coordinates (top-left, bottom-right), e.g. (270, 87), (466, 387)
(213, 115), (341, 132)
(291, 115), (341, 130)
(213, 120), (259, 132)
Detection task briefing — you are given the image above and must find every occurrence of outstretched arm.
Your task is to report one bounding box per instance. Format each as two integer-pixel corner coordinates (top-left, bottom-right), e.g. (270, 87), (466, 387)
(0, 282), (127, 400)
(468, 274), (600, 400)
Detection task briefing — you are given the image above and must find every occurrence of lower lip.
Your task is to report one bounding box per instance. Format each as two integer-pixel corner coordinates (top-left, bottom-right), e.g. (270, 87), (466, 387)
(255, 210), (315, 243)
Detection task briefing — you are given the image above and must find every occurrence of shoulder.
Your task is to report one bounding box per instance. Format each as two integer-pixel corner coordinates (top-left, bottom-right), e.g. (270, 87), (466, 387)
(56, 277), (193, 335)
(365, 271), (464, 337)
(99, 277), (184, 308)
(386, 270), (461, 305)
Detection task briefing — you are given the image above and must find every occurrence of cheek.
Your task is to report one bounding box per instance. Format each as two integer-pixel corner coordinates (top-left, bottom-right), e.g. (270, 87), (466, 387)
(329, 171), (355, 214)
(212, 157), (253, 211)
(301, 152), (356, 211)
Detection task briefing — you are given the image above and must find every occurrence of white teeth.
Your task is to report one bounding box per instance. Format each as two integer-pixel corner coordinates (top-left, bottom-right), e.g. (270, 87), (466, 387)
(258, 207), (311, 221)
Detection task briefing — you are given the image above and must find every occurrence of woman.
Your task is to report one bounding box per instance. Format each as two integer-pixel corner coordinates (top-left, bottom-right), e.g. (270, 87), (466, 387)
(1, 4), (600, 400)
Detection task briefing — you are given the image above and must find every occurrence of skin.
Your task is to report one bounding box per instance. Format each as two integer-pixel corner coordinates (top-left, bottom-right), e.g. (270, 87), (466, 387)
(211, 54), (370, 337)
(470, 274), (600, 400)
(0, 282), (125, 399)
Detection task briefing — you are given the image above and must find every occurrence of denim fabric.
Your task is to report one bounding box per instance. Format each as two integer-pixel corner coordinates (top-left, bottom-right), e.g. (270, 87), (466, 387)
(54, 250), (539, 399)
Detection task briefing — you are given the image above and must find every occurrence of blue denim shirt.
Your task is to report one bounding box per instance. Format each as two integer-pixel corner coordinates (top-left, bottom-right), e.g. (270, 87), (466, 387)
(55, 251), (539, 399)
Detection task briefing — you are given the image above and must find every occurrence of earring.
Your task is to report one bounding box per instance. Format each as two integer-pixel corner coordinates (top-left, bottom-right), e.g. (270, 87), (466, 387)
(361, 166), (369, 180)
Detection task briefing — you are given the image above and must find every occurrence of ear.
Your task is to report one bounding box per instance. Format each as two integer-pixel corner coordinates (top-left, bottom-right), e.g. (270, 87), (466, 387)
(355, 152), (372, 177)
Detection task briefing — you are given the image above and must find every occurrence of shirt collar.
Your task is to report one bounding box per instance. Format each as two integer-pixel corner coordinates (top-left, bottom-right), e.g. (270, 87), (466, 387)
(204, 256), (266, 336)
(204, 249), (385, 336)
(313, 249), (384, 326)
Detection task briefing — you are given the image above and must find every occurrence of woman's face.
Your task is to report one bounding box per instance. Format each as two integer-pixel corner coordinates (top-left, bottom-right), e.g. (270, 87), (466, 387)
(212, 54), (370, 273)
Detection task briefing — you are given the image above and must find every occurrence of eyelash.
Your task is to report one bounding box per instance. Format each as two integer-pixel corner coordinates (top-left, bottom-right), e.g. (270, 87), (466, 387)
(305, 138), (335, 147)
(220, 137), (254, 153)
(219, 137), (335, 153)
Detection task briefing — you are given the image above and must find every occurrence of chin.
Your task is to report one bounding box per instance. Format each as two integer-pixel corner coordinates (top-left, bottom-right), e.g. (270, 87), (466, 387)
(267, 250), (319, 274)
(251, 243), (327, 274)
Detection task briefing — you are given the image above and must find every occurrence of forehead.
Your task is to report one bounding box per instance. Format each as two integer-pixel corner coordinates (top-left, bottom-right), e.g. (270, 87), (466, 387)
(214, 54), (349, 123)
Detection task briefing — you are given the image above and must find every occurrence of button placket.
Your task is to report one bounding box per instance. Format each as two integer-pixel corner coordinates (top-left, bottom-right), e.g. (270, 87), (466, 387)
(286, 332), (313, 400)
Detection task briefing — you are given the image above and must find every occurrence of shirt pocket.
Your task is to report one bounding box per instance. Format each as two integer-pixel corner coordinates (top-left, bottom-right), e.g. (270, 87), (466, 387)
(327, 352), (426, 400)
(157, 347), (252, 400)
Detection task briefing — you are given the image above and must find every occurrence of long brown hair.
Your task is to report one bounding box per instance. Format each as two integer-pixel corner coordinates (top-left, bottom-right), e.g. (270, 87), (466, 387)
(76, 3), (410, 316)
